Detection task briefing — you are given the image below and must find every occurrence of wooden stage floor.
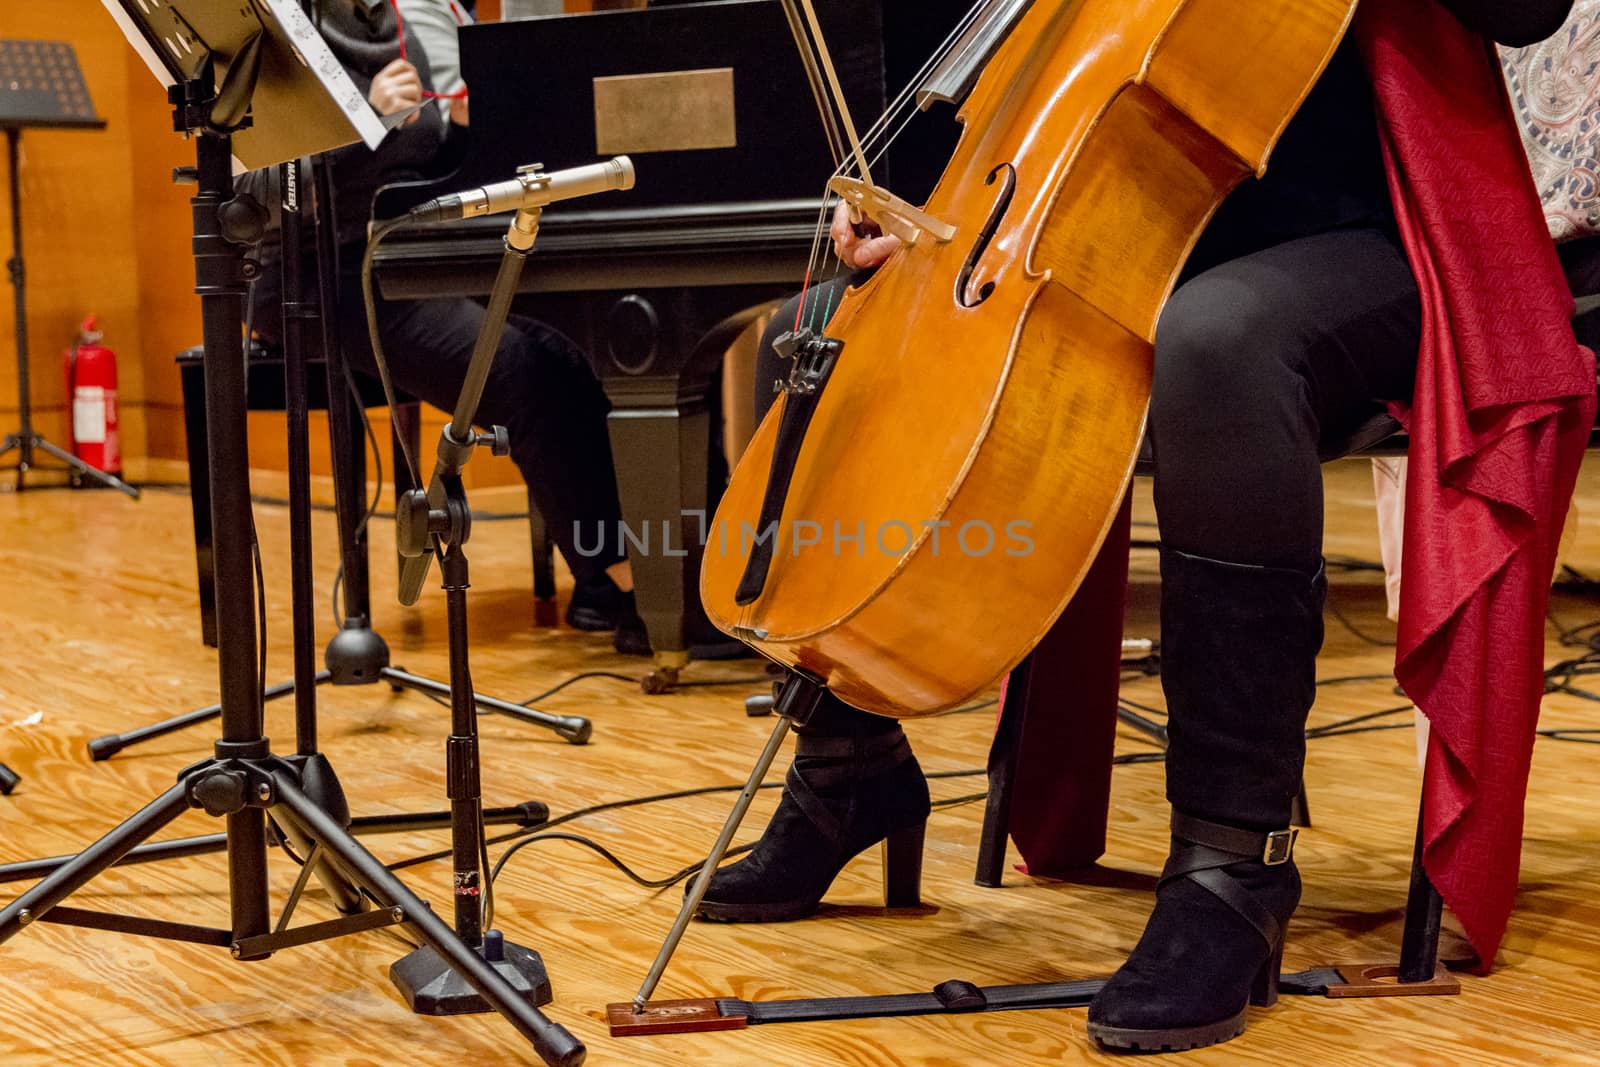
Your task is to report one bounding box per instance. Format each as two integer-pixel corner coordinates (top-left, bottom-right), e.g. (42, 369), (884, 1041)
(2, 459), (1599, 1065)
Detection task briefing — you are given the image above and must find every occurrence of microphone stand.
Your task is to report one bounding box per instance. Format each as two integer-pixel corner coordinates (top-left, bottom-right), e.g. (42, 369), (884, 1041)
(387, 189), (567, 1012)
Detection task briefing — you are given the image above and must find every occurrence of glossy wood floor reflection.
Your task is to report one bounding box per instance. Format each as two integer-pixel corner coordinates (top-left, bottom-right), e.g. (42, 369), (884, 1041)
(3, 460), (1600, 1066)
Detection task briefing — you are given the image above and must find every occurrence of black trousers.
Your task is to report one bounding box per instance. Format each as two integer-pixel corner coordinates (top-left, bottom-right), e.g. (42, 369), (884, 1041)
(254, 253), (626, 581)
(754, 226), (1423, 758)
(759, 227), (1421, 570)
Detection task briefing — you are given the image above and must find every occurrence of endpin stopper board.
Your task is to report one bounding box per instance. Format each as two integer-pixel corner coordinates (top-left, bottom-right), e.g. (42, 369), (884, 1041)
(605, 999), (747, 1037)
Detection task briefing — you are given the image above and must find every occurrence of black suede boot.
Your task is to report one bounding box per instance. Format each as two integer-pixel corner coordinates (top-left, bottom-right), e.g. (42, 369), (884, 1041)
(1087, 548), (1325, 1051)
(694, 693), (931, 922)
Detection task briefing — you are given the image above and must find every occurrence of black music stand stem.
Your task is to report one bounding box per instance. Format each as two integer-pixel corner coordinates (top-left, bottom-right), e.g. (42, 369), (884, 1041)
(0, 66), (583, 1067)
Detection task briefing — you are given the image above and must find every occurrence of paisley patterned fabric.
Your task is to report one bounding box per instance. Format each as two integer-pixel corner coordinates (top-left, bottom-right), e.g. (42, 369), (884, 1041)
(1502, 3), (1600, 241)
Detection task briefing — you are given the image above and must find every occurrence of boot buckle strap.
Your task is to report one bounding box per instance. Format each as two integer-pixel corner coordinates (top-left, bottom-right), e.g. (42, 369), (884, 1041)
(1263, 828), (1298, 866)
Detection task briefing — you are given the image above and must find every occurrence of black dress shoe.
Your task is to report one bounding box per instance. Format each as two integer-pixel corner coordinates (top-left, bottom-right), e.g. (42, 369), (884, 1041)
(695, 728), (931, 922)
(565, 574), (625, 631)
(1086, 813), (1300, 1052)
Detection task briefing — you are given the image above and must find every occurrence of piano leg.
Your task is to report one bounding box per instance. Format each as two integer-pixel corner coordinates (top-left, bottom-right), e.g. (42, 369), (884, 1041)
(604, 380), (712, 687)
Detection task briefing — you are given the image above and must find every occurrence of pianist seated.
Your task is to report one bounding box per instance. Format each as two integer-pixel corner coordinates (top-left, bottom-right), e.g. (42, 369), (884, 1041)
(243, 0), (636, 631)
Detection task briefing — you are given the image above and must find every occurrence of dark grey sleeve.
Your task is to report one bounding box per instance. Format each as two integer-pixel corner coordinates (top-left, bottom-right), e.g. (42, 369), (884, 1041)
(1435, 0), (1575, 47)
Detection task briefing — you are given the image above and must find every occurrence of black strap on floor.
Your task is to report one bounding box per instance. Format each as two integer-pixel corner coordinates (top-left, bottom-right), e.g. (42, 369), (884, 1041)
(714, 969), (1347, 1026)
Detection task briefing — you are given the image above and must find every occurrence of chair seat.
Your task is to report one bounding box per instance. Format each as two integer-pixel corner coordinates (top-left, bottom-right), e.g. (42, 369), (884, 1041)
(175, 343), (407, 411)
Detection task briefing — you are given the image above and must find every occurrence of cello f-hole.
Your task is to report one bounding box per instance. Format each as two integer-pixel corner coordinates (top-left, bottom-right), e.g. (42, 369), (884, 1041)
(955, 163), (1017, 309)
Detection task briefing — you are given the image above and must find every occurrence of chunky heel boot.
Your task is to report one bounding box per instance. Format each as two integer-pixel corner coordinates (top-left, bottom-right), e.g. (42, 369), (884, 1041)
(1086, 814), (1300, 1051)
(882, 821), (927, 909)
(1251, 926), (1286, 1008)
(1087, 547), (1325, 1051)
(695, 704), (931, 923)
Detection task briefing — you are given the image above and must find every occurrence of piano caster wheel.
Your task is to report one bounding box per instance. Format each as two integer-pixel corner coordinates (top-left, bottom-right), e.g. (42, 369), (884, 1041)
(640, 650), (690, 695)
(533, 597), (559, 628)
(641, 667), (679, 694)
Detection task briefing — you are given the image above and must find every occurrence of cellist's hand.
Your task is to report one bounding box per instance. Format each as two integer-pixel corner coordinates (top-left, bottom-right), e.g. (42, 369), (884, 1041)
(831, 201), (901, 269)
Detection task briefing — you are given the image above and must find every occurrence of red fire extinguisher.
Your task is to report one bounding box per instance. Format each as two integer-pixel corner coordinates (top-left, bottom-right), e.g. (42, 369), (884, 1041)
(64, 315), (122, 481)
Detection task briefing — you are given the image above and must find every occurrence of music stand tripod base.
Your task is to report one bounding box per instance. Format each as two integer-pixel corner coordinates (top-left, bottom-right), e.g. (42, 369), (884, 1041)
(0, 431), (140, 497)
(0, 762), (19, 795)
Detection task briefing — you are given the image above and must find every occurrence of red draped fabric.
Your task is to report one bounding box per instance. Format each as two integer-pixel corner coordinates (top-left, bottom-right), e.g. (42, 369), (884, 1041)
(1359, 0), (1595, 970)
(1002, 0), (1595, 973)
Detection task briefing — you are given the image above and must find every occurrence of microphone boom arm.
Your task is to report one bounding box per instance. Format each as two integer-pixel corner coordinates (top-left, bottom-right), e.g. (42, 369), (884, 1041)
(394, 206), (538, 605)
(391, 156), (634, 604)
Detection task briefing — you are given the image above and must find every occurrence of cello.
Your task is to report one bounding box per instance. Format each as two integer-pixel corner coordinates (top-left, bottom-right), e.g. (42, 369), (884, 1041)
(701, 0), (1359, 716)
(617, 0), (1361, 1027)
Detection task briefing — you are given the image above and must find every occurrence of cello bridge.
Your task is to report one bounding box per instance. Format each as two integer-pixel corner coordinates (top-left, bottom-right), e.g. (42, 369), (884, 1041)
(828, 177), (957, 247)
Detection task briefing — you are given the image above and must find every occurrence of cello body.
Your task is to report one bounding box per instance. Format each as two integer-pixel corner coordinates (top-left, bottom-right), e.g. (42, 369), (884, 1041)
(701, 0), (1359, 716)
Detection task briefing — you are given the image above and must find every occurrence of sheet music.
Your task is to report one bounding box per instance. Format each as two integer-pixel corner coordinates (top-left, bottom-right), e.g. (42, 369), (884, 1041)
(257, 0), (386, 151)
(98, 0), (390, 168)
(98, 0), (176, 88)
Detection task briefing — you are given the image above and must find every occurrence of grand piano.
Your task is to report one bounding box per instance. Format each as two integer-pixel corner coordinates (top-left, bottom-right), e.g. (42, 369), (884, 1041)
(372, 0), (966, 683)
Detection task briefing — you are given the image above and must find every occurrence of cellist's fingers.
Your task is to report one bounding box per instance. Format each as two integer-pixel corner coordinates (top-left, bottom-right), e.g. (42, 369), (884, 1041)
(830, 201), (858, 261)
(852, 234), (903, 269)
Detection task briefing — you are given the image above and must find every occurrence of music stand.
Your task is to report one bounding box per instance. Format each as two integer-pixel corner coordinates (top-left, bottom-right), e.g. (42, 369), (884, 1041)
(0, 5), (584, 1064)
(0, 40), (136, 497)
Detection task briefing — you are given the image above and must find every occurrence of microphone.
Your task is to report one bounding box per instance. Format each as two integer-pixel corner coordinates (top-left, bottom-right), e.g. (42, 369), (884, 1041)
(408, 156), (635, 223)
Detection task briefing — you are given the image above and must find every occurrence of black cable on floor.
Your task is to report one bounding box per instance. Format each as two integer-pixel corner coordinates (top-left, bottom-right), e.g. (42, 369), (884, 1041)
(1117, 696), (1167, 719)
(385, 769), (989, 877)
(486, 790), (994, 892)
(1540, 728), (1600, 744)
(1326, 594), (1397, 647)
(1316, 672), (1400, 687)
(1323, 554), (1387, 574)
(516, 671), (775, 708)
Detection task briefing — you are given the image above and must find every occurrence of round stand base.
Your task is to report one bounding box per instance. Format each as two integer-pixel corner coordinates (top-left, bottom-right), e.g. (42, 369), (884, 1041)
(325, 620), (391, 685)
(390, 931), (553, 1016)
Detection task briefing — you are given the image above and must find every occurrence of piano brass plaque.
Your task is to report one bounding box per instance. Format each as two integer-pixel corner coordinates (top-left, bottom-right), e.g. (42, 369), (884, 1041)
(594, 68), (737, 155)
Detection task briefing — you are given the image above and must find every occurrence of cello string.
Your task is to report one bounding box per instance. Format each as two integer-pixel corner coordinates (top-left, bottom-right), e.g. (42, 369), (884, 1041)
(747, 1), (987, 637)
(812, 102), (924, 318)
(793, 5), (985, 396)
(845, 0), (987, 174)
(795, 0), (985, 312)
(796, 0), (877, 186)
(797, 195), (836, 330)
